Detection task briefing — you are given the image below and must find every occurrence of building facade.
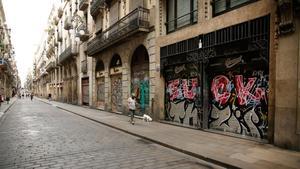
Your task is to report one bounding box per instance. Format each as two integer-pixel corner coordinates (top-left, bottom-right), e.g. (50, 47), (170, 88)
(32, 0), (300, 150)
(0, 0), (19, 101)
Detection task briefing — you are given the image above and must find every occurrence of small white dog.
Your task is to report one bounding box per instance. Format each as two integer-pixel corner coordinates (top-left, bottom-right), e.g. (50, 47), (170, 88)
(143, 114), (152, 122)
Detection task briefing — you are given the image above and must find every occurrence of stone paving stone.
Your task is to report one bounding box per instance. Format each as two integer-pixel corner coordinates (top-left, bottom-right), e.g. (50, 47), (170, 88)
(0, 99), (223, 169)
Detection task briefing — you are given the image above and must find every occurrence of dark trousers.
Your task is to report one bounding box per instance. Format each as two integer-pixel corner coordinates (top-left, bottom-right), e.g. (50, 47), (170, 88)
(130, 109), (135, 122)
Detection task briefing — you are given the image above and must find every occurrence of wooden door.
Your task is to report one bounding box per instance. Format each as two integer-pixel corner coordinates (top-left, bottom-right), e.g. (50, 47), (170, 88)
(96, 77), (105, 109)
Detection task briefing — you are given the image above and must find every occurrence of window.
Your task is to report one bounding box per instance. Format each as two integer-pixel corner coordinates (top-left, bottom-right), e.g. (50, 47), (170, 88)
(213, 0), (256, 16)
(166, 0), (198, 33)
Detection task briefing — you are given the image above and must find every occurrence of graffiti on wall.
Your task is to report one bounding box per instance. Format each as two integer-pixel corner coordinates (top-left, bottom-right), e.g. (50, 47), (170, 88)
(165, 63), (201, 127)
(97, 77), (105, 108)
(111, 75), (122, 112)
(131, 70), (149, 114)
(209, 69), (269, 139)
(97, 78), (105, 102)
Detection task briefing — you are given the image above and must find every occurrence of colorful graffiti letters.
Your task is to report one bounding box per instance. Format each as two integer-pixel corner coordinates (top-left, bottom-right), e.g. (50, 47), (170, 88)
(167, 78), (198, 102)
(235, 75), (266, 106)
(209, 73), (268, 139)
(211, 75), (231, 106)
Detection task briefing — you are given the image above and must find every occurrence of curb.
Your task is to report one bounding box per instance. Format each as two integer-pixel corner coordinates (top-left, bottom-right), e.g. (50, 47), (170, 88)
(38, 98), (240, 169)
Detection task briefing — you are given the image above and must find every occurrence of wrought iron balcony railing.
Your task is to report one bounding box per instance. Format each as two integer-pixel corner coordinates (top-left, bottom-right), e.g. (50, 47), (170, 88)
(81, 60), (87, 73)
(45, 61), (55, 71)
(87, 7), (150, 56)
(76, 24), (89, 42)
(58, 7), (63, 18)
(64, 16), (72, 30)
(57, 31), (62, 42)
(58, 45), (78, 64)
(0, 58), (10, 71)
(79, 0), (89, 11)
(90, 0), (106, 17)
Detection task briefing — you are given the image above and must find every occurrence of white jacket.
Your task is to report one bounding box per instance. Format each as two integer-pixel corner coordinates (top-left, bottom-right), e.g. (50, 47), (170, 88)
(128, 97), (136, 110)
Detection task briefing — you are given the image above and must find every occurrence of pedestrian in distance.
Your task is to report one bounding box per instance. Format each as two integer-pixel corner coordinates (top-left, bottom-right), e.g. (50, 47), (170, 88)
(6, 96), (10, 104)
(30, 93), (34, 101)
(48, 93), (52, 101)
(128, 93), (136, 125)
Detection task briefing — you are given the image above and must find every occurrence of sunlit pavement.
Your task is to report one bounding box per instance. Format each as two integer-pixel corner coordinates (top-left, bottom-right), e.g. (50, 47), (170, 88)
(0, 98), (223, 169)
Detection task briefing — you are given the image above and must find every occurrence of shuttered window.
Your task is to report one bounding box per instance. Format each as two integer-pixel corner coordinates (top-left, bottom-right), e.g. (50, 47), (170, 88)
(166, 0), (198, 33)
(213, 0), (256, 16)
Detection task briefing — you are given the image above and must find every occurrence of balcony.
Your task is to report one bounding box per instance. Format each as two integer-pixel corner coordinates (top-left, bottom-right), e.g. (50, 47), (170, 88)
(76, 24), (89, 42)
(58, 7), (63, 18)
(46, 44), (55, 58)
(58, 45), (78, 64)
(45, 61), (55, 72)
(0, 58), (8, 70)
(87, 7), (150, 56)
(54, 17), (59, 25)
(90, 0), (106, 17)
(81, 60), (87, 73)
(57, 31), (62, 42)
(0, 58), (12, 72)
(64, 16), (72, 30)
(79, 0), (89, 11)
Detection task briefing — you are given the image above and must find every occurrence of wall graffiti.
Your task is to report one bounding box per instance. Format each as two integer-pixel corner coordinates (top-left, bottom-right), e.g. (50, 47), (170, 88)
(165, 63), (201, 127)
(131, 70), (149, 114)
(111, 75), (122, 112)
(209, 70), (269, 139)
(96, 77), (105, 108)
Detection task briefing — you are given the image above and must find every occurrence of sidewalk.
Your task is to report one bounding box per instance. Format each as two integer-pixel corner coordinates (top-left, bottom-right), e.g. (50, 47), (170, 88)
(0, 97), (17, 120)
(37, 98), (300, 169)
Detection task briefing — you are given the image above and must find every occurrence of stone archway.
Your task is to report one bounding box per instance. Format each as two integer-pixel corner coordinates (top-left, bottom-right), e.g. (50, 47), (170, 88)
(95, 59), (105, 109)
(110, 54), (123, 113)
(130, 45), (150, 115)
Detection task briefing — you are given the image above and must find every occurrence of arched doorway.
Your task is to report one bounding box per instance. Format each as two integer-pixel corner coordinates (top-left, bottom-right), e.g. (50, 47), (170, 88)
(95, 60), (105, 109)
(110, 54), (122, 113)
(131, 45), (150, 115)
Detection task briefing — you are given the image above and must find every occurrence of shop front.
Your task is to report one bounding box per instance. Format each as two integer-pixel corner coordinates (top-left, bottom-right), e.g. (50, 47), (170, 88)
(161, 15), (270, 140)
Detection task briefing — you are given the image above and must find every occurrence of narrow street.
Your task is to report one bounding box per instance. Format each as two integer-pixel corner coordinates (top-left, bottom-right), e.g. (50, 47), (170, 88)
(0, 99), (222, 169)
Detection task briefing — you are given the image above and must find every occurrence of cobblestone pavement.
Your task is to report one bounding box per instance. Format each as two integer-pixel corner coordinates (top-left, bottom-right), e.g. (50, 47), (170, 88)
(0, 99), (223, 169)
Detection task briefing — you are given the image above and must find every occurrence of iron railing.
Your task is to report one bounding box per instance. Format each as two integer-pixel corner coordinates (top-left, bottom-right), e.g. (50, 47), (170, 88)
(165, 9), (198, 33)
(87, 7), (150, 56)
(79, 0), (89, 11)
(90, 0), (106, 17)
(58, 7), (63, 18)
(58, 45), (78, 64)
(57, 31), (62, 42)
(76, 24), (89, 41)
(64, 16), (72, 30)
(0, 58), (12, 71)
(45, 61), (55, 71)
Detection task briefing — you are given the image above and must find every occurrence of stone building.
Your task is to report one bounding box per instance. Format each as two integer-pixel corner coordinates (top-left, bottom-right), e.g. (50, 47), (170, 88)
(157, 0), (300, 150)
(33, 0), (300, 150)
(33, 36), (48, 98)
(84, 0), (157, 116)
(0, 0), (19, 100)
